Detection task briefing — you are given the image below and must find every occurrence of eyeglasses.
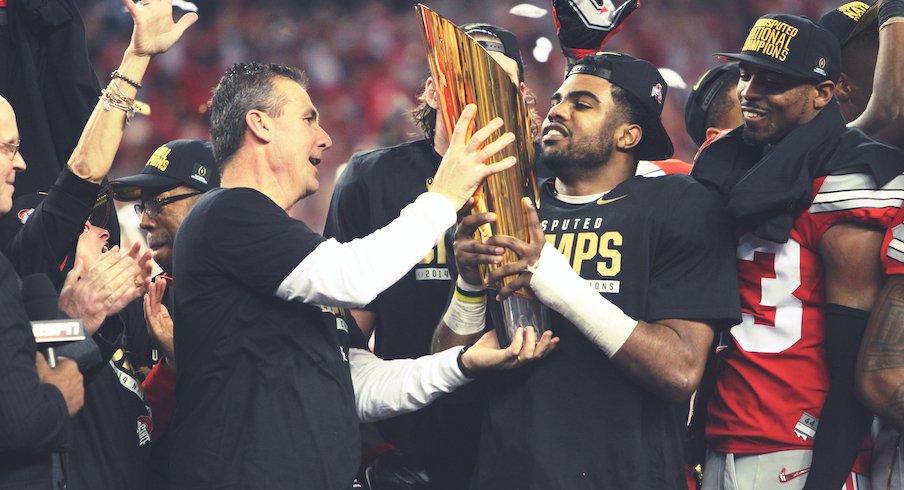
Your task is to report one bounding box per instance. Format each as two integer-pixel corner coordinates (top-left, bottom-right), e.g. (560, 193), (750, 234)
(134, 191), (201, 218)
(1, 140), (21, 162)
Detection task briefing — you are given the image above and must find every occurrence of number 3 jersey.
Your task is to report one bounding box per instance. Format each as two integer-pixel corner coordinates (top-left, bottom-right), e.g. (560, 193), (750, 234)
(707, 171), (904, 466)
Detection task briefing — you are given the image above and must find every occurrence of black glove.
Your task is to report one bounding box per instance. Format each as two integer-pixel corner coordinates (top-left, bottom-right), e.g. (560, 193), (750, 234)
(552, 0), (641, 66)
(362, 450), (431, 490)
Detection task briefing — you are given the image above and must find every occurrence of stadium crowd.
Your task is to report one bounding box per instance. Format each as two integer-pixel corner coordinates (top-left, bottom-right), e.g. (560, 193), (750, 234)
(2, 0), (904, 489)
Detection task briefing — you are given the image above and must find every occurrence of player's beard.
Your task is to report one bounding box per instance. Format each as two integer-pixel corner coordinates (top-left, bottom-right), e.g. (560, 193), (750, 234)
(539, 125), (615, 183)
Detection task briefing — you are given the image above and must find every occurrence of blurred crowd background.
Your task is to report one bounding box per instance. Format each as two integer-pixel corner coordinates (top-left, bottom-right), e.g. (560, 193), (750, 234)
(77, 0), (843, 232)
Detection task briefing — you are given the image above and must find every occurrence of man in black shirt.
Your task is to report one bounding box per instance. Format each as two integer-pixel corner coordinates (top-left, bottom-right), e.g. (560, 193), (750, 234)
(325, 24), (528, 487)
(435, 52), (741, 489)
(169, 60), (523, 489)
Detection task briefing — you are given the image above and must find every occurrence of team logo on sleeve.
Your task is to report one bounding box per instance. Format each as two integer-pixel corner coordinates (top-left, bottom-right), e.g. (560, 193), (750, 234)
(17, 207), (34, 224)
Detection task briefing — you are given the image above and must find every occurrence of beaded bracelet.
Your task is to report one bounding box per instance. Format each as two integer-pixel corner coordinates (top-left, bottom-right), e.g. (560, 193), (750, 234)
(112, 70), (143, 90)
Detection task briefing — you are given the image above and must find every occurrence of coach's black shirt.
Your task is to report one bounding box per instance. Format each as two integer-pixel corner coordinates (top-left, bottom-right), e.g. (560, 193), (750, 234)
(474, 176), (741, 490)
(170, 188), (359, 489)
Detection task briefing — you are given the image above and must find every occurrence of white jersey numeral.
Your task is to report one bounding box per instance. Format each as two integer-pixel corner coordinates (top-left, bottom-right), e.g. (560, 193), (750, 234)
(732, 234), (803, 353)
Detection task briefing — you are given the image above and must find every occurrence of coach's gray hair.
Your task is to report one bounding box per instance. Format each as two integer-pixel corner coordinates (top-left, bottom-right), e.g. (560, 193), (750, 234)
(208, 62), (308, 169)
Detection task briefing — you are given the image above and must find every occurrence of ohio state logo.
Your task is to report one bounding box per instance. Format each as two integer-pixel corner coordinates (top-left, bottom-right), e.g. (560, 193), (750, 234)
(137, 416), (153, 446)
(17, 208), (34, 225)
(651, 83), (663, 105)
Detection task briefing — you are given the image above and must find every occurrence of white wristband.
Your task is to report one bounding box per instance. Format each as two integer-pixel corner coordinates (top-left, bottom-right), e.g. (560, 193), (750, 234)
(441, 276), (487, 335)
(529, 242), (637, 357)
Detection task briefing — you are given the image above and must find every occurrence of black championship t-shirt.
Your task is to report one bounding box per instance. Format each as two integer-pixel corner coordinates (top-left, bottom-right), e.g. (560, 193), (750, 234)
(169, 188), (359, 490)
(325, 139), (481, 489)
(474, 176), (741, 490)
(325, 139), (451, 359)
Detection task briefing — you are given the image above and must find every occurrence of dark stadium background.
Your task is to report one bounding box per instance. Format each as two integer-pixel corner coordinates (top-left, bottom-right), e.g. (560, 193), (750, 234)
(76, 0), (844, 233)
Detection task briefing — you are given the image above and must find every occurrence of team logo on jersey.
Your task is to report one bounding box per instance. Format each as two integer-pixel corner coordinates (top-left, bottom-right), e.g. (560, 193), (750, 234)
(137, 416), (153, 446)
(778, 466), (810, 482)
(596, 195), (627, 205)
(651, 83), (663, 106)
(17, 207), (34, 224)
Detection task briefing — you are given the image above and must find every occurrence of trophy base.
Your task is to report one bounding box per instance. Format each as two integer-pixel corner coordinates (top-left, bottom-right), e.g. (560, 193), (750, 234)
(488, 291), (548, 348)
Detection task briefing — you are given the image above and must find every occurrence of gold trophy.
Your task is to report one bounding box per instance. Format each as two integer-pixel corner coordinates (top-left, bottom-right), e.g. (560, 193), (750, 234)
(417, 5), (546, 345)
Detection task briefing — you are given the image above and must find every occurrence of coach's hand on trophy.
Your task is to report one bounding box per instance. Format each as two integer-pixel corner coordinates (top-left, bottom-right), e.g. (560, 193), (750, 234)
(486, 197), (544, 301)
(430, 104), (517, 211)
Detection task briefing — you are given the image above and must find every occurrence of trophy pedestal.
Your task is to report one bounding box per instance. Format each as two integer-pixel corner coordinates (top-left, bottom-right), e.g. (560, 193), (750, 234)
(489, 292), (548, 347)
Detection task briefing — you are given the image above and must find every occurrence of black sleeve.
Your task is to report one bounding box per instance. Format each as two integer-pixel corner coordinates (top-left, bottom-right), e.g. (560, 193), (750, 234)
(802, 304), (873, 489)
(204, 189), (327, 295)
(2, 168), (99, 286)
(0, 258), (70, 453)
(323, 158), (372, 242)
(646, 183), (741, 327)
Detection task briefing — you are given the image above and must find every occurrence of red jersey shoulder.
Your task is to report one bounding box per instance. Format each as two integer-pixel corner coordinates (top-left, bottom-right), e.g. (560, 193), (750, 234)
(635, 159), (692, 177)
(804, 172), (904, 238)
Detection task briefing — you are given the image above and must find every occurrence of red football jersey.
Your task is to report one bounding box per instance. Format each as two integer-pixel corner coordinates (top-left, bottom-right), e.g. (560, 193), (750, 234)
(883, 205), (904, 276)
(707, 171), (904, 472)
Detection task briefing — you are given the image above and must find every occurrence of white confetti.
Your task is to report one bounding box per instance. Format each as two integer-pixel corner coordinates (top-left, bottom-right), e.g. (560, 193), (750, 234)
(509, 4), (548, 18)
(533, 36), (553, 63)
(658, 67), (687, 90)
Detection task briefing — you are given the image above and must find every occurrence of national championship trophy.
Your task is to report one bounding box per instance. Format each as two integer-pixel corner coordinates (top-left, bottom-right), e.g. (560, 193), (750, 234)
(417, 5), (546, 346)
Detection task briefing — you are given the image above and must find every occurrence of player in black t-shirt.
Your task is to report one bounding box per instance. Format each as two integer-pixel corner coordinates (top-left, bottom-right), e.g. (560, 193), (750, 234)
(434, 53), (741, 489)
(169, 61), (530, 489)
(324, 24), (530, 488)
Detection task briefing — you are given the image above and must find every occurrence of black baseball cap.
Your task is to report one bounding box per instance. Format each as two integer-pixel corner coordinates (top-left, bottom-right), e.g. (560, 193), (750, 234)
(566, 52), (674, 161)
(716, 14), (842, 83)
(685, 63), (740, 146)
(110, 139), (219, 201)
(461, 23), (525, 81)
(819, 1), (878, 47)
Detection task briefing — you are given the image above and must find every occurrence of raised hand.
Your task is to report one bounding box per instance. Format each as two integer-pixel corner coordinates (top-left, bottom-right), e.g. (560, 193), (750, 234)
(485, 198), (545, 300)
(430, 105), (518, 211)
(144, 278), (175, 365)
(59, 243), (153, 334)
(552, 0), (640, 64)
(122, 0), (199, 57)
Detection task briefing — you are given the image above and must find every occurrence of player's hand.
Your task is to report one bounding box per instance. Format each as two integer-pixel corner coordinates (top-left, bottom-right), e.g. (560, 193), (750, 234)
(552, 0), (640, 65)
(430, 105), (517, 211)
(462, 328), (559, 371)
(123, 0), (198, 57)
(144, 278), (176, 367)
(453, 203), (505, 287)
(485, 198), (544, 300)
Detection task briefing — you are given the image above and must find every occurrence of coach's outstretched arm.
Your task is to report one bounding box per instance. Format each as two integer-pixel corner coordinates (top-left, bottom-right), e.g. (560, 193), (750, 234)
(276, 105), (517, 308)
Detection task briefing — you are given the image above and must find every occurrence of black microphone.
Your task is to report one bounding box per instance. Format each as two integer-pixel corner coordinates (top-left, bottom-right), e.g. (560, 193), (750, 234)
(22, 273), (101, 371)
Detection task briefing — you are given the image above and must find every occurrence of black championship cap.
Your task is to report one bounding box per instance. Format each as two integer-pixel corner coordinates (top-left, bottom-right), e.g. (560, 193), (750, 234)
(819, 1), (878, 47)
(716, 14), (842, 83)
(566, 52), (674, 161)
(685, 63), (741, 146)
(110, 139), (219, 201)
(461, 22), (525, 81)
